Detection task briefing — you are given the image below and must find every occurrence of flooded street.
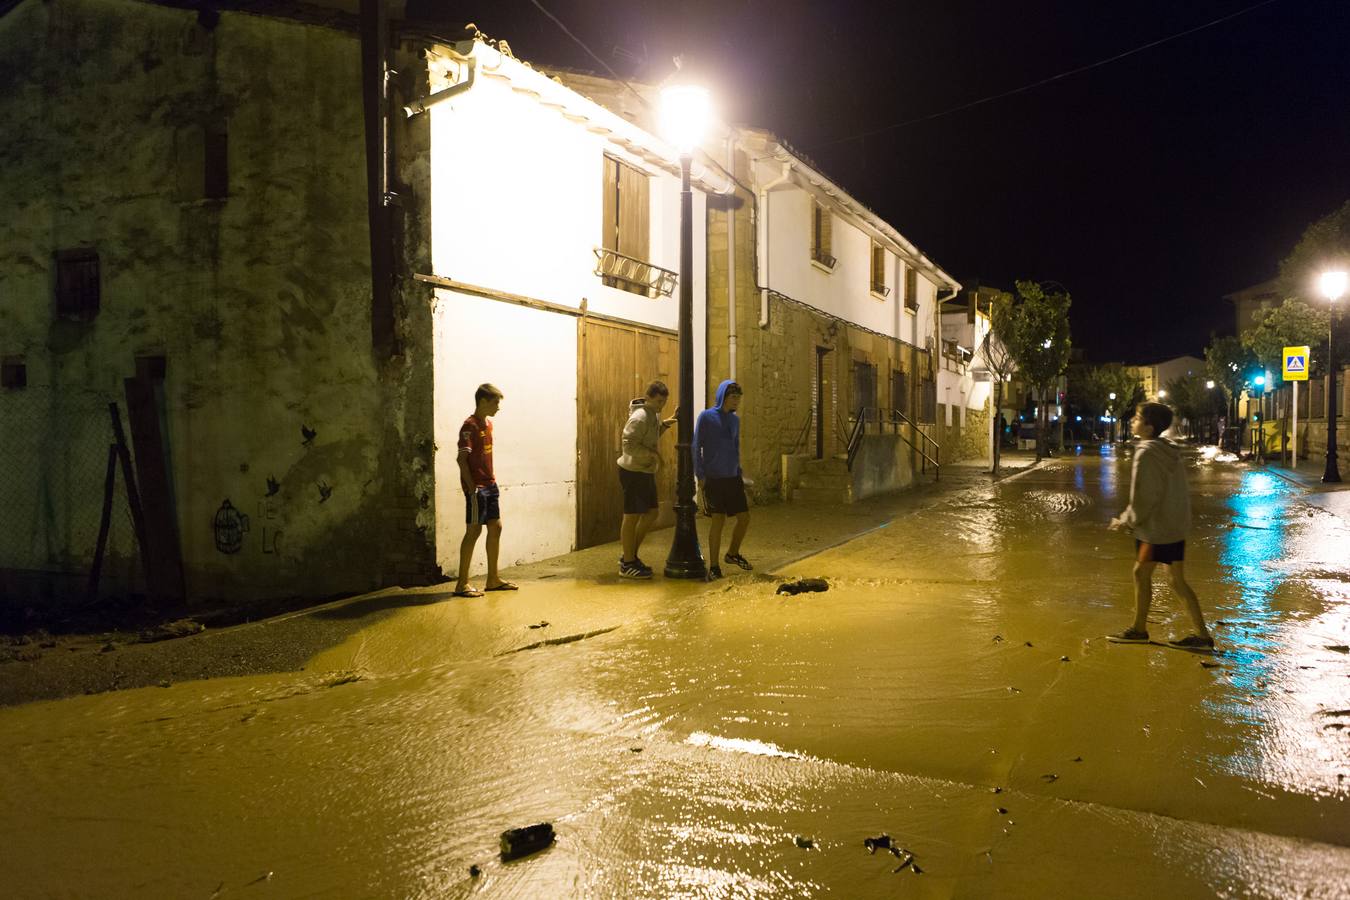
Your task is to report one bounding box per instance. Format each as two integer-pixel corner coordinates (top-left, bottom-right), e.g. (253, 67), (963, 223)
(3, 450), (1349, 898)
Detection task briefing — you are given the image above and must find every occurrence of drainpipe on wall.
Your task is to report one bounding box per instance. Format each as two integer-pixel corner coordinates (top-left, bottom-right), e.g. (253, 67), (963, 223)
(757, 161), (793, 328)
(403, 42), (477, 116)
(726, 134), (738, 379)
(361, 0), (395, 358)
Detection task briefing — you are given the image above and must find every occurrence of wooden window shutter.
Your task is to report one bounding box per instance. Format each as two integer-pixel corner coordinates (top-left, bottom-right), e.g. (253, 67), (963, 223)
(821, 204), (832, 255)
(617, 160), (649, 262)
(871, 242), (884, 286)
(602, 156), (619, 251)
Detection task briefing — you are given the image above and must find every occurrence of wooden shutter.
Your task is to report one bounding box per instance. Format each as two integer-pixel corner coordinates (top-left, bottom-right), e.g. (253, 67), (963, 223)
(871, 242), (884, 287)
(602, 156), (619, 251)
(617, 160), (649, 262)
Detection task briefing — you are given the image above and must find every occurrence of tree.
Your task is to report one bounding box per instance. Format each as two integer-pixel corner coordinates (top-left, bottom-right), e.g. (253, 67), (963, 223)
(1278, 199), (1350, 304)
(993, 280), (1072, 461)
(1099, 364), (1145, 440)
(1241, 299), (1329, 374)
(1205, 334), (1256, 452)
(1163, 372), (1225, 440)
(977, 289), (1018, 473)
(1065, 364), (1112, 438)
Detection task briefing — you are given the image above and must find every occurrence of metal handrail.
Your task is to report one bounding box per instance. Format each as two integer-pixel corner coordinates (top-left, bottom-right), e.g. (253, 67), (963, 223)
(846, 405), (867, 469)
(593, 247), (678, 298)
(787, 407), (815, 456)
(890, 407), (941, 481)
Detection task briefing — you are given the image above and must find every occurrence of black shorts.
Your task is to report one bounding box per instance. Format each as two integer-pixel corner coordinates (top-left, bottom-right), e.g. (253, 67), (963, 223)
(703, 476), (749, 517)
(466, 484), (500, 525)
(1136, 539), (1184, 564)
(618, 467), (659, 514)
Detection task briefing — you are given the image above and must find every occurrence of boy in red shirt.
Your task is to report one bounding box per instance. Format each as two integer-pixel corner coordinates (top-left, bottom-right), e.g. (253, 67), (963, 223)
(454, 383), (516, 597)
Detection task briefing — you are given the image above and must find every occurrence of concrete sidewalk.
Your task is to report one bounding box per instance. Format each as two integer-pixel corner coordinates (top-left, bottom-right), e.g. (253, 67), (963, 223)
(1256, 455), (1350, 491)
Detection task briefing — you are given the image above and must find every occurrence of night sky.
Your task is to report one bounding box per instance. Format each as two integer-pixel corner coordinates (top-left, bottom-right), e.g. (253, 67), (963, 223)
(413, 0), (1350, 364)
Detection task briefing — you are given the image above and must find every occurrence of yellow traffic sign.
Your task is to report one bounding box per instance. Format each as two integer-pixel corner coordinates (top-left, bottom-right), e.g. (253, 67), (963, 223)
(1283, 345), (1310, 381)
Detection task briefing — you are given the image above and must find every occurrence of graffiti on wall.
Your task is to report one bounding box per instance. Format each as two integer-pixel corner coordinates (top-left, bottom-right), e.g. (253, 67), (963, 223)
(214, 499), (249, 553)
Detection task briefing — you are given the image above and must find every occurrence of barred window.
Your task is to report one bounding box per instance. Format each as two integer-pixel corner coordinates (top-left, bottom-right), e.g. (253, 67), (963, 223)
(55, 248), (100, 321)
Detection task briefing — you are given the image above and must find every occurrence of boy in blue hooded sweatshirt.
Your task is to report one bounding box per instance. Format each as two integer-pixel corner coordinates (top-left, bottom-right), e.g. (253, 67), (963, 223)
(693, 380), (752, 581)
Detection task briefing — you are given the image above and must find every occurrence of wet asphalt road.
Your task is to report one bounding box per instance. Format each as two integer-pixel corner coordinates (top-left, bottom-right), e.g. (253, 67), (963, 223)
(2, 448), (1348, 898)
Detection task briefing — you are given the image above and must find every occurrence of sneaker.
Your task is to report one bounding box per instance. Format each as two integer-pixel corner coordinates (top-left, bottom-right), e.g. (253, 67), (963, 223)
(1106, 629), (1150, 644)
(705, 565), (723, 582)
(1166, 634), (1215, 650)
(724, 553), (753, 571)
(620, 559), (652, 580)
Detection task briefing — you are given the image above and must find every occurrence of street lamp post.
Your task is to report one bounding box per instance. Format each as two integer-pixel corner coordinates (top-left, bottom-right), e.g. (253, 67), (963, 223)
(661, 78), (710, 578)
(1321, 270), (1346, 483)
(1108, 391), (1116, 443)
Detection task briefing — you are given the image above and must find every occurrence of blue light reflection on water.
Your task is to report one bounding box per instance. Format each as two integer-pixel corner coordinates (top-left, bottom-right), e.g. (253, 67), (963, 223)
(1215, 470), (1292, 701)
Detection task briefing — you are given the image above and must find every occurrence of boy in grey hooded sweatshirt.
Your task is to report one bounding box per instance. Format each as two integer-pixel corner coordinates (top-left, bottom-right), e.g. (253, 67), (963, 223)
(616, 381), (677, 578)
(1107, 402), (1214, 649)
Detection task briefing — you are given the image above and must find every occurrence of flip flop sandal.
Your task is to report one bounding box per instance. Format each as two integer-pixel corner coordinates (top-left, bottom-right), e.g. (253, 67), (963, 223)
(485, 582), (519, 592)
(724, 554), (753, 571)
(452, 588), (484, 598)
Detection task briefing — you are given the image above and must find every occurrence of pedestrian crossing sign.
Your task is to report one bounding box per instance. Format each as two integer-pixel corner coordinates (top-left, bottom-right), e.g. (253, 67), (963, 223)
(1282, 346), (1309, 381)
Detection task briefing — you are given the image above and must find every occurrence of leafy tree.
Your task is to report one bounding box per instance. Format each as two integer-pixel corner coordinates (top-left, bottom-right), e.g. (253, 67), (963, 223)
(1279, 199), (1350, 304)
(993, 280), (1071, 460)
(1205, 334), (1256, 452)
(977, 289), (1017, 473)
(1065, 364), (1113, 438)
(1240, 299), (1329, 375)
(1163, 373), (1226, 440)
(1099, 364), (1145, 440)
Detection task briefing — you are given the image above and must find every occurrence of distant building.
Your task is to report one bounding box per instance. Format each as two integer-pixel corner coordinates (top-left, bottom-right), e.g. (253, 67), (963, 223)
(1224, 278), (1282, 335)
(1127, 355), (1206, 401)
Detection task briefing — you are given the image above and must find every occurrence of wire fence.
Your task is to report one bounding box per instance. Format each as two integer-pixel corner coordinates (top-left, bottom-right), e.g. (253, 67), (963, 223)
(0, 386), (143, 603)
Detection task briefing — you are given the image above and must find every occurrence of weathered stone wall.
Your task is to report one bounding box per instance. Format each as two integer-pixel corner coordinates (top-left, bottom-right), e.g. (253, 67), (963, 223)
(0, 0), (435, 609)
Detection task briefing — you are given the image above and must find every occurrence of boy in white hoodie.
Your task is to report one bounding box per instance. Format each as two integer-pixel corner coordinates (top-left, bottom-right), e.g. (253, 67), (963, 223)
(616, 381), (677, 578)
(1107, 402), (1214, 649)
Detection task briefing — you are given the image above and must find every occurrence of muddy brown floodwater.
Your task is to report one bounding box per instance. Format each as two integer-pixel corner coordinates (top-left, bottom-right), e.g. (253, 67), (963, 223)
(2, 450), (1348, 898)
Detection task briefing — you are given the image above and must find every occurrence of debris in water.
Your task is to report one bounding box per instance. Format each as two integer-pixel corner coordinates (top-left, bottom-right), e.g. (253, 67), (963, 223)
(996, 807), (1008, 815)
(469, 865), (481, 878)
(776, 578), (829, 596)
(1041, 773), (1059, 783)
(1072, 756), (1083, 762)
(1024, 641), (1034, 647)
(527, 621), (550, 629)
(794, 835), (814, 849)
(1201, 661), (1221, 669)
(910, 863), (924, 874)
(138, 618), (205, 643)
(890, 852), (914, 872)
(991, 786), (1003, 794)
(863, 834), (892, 854)
(500, 823), (555, 861)
(244, 872), (273, 886)
(992, 634), (1004, 642)
(1060, 655), (1070, 662)
(629, 747), (643, 753)
(99, 643), (116, 653)
(158, 680), (171, 688)
(1326, 645), (1349, 654)
(1007, 686), (1021, 693)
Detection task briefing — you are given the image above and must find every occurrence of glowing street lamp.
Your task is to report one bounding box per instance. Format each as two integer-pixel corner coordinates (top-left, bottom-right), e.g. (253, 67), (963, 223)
(1158, 389), (1167, 399)
(662, 71), (712, 578)
(1206, 380), (1215, 389)
(1320, 270), (1346, 483)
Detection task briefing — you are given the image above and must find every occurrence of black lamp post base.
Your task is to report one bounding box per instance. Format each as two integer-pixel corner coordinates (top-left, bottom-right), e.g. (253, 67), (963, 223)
(664, 503), (706, 579)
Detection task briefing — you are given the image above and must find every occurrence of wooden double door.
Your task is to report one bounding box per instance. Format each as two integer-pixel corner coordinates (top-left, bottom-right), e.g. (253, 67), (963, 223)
(576, 318), (679, 549)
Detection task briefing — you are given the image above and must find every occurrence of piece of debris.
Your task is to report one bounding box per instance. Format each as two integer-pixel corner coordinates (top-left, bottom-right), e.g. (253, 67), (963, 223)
(1071, 756), (1083, 763)
(776, 578), (829, 596)
(1024, 641), (1034, 648)
(890, 852), (914, 872)
(1326, 645), (1349, 654)
(1201, 661), (1221, 669)
(244, 872), (273, 886)
(99, 642), (116, 653)
(794, 835), (814, 849)
(629, 747), (643, 753)
(996, 807), (1008, 815)
(500, 823), (555, 861)
(991, 786), (1003, 794)
(527, 621), (550, 629)
(910, 863), (924, 874)
(992, 634), (1004, 642)
(1041, 773), (1058, 783)
(1007, 686), (1021, 693)
(863, 834), (892, 854)
(39, 639), (57, 649)
(468, 864), (481, 878)
(138, 618), (205, 644)
(1060, 655), (1070, 662)
(158, 680), (171, 688)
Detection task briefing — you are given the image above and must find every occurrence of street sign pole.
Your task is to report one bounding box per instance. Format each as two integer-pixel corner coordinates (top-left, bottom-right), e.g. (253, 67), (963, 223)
(1292, 380), (1299, 466)
(1283, 346), (1310, 473)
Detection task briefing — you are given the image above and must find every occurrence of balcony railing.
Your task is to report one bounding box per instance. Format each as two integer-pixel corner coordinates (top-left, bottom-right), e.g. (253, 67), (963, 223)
(870, 281), (891, 297)
(811, 248), (837, 270)
(593, 247), (678, 299)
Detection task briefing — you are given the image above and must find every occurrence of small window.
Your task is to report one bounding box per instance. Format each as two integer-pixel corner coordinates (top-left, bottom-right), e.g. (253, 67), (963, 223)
(1, 358), (25, 389)
(903, 264), (919, 311)
(853, 361), (877, 421)
(136, 355), (167, 381)
(204, 123), (228, 200)
(891, 368), (909, 417)
(869, 242), (889, 296)
(810, 201), (835, 269)
(55, 249), (100, 320)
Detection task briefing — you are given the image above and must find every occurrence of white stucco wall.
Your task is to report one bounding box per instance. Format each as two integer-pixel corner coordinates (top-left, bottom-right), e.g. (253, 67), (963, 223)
(424, 50), (710, 568)
(431, 290), (578, 574)
(763, 184), (940, 348)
